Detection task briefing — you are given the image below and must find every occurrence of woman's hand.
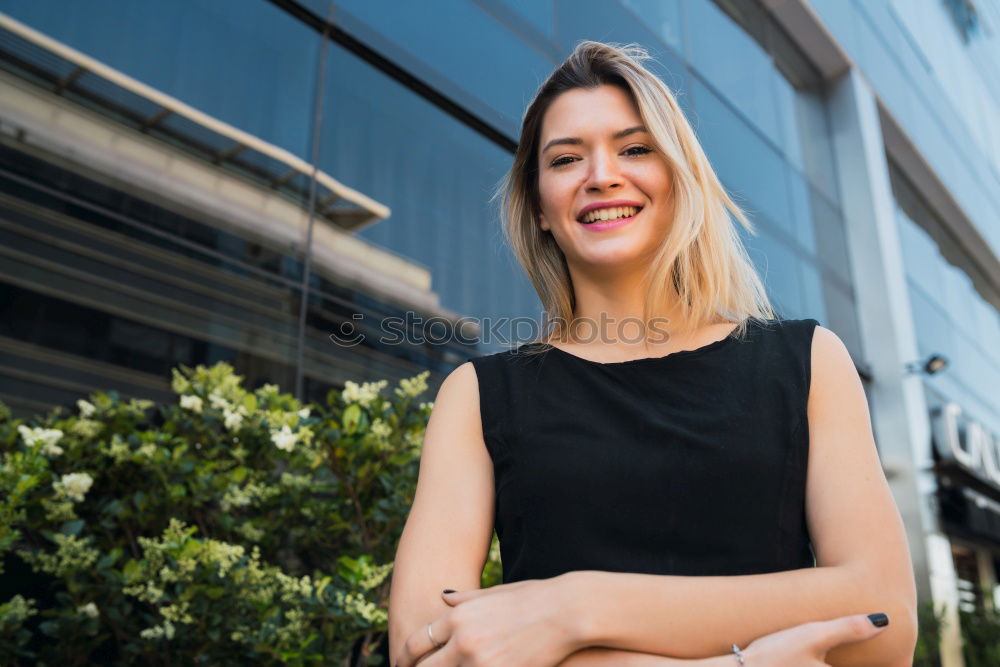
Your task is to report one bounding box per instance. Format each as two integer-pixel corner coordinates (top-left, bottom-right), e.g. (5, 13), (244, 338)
(395, 578), (584, 667)
(737, 612), (891, 667)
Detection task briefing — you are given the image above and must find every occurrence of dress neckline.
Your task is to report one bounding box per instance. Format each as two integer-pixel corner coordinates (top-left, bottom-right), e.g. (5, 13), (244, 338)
(540, 321), (745, 367)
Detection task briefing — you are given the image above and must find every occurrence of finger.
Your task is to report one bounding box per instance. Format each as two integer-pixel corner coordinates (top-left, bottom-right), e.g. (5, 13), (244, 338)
(411, 640), (456, 667)
(814, 613), (889, 654)
(441, 587), (494, 605)
(441, 580), (530, 605)
(398, 618), (453, 667)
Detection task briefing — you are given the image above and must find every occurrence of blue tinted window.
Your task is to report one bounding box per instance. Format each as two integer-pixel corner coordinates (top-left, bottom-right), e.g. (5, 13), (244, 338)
(686, 0), (782, 151)
(896, 208), (945, 306)
(690, 77), (792, 241)
(619, 0), (683, 54)
(799, 261), (828, 323)
(823, 280), (864, 361)
(319, 40), (540, 347)
(553, 0), (675, 61)
(790, 88), (840, 205)
(329, 0), (555, 128)
(741, 227), (802, 319)
(810, 187), (853, 288)
(787, 171), (818, 256)
(1, 0), (320, 158)
(499, 0), (555, 37)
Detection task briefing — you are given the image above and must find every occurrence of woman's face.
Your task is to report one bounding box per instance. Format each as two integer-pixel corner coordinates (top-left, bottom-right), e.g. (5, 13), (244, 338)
(536, 84), (673, 272)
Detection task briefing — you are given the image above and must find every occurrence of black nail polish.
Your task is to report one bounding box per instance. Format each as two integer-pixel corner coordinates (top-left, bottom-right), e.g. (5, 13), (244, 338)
(868, 613), (889, 627)
(443, 589), (456, 594)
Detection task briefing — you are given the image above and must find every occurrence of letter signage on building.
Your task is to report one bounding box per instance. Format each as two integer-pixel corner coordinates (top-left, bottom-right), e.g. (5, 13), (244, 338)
(932, 402), (1000, 489)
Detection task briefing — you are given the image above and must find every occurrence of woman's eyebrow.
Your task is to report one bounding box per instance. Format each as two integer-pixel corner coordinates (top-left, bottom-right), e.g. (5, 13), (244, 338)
(540, 125), (648, 154)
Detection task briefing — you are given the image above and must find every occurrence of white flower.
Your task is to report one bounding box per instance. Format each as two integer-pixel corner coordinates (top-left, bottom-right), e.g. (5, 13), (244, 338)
(18, 425), (64, 452)
(77, 602), (98, 618)
(77, 400), (96, 418)
(208, 391), (229, 410)
(222, 406), (246, 431)
(55, 472), (94, 502)
(395, 371), (430, 399)
(419, 401), (434, 411)
(71, 419), (103, 439)
(40, 442), (64, 458)
(270, 425), (297, 452)
(342, 380), (387, 407)
(370, 419), (392, 439)
(298, 407), (311, 419)
(180, 395), (203, 414)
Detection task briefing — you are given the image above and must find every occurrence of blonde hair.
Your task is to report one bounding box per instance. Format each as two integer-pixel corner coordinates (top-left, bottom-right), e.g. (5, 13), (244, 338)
(490, 40), (775, 353)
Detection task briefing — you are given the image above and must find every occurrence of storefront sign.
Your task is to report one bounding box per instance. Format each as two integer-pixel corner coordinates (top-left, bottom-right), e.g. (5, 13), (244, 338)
(932, 402), (1000, 490)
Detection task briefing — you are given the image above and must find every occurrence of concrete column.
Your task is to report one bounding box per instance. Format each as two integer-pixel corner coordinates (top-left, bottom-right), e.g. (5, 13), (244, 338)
(827, 65), (964, 666)
(975, 548), (998, 613)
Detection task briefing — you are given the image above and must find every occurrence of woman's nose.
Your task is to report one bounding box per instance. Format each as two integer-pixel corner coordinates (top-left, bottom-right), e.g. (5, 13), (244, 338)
(584, 150), (624, 191)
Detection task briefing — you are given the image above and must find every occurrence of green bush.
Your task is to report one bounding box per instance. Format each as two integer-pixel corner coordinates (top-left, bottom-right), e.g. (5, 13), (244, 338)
(0, 361), (502, 665)
(914, 597), (945, 667)
(960, 599), (1000, 666)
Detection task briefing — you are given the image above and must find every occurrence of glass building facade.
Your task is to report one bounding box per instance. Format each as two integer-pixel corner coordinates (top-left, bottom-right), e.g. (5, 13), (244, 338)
(1, 1), (998, 664)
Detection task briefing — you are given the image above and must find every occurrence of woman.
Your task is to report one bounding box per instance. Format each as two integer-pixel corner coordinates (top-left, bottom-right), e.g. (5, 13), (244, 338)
(389, 41), (917, 666)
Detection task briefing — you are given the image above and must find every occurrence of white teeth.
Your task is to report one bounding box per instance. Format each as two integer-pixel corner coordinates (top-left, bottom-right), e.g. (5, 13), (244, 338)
(580, 206), (640, 223)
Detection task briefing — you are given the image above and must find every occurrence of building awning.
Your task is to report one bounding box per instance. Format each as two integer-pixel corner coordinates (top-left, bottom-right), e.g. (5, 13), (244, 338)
(0, 11), (388, 233)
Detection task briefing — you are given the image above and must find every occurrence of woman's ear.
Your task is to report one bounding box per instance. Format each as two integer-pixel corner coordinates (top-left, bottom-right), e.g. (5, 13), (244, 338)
(538, 212), (550, 232)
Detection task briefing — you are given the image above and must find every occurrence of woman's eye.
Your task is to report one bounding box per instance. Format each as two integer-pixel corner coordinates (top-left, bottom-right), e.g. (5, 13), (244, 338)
(625, 146), (653, 157)
(549, 146), (653, 168)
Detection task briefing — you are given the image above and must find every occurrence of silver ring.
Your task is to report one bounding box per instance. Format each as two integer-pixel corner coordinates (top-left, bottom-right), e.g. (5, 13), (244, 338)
(427, 622), (444, 649)
(731, 643), (746, 666)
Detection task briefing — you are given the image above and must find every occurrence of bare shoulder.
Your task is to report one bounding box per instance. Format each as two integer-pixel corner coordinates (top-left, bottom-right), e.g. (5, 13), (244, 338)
(429, 361), (480, 426)
(419, 360), (486, 463)
(808, 325), (861, 403)
(811, 324), (849, 357)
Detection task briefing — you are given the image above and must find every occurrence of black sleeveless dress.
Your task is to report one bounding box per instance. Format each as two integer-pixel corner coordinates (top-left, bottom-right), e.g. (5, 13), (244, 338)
(468, 317), (820, 584)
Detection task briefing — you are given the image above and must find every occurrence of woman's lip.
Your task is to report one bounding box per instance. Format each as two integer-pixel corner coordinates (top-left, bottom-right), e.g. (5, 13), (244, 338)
(577, 208), (641, 231)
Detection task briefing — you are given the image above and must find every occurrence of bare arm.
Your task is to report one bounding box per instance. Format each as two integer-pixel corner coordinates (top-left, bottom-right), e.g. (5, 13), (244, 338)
(388, 362), (496, 666)
(558, 647), (729, 666)
(552, 327), (918, 666)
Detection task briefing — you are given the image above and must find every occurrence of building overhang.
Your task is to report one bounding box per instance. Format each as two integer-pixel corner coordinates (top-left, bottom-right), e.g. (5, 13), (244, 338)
(0, 11), (387, 233)
(0, 11), (479, 338)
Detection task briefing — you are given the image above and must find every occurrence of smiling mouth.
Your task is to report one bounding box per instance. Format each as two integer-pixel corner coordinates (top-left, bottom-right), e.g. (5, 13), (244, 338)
(577, 206), (643, 224)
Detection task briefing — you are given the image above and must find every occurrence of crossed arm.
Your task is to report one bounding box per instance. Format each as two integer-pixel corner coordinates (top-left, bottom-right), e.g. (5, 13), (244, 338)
(547, 564), (911, 665)
(554, 327), (918, 665)
(389, 326), (918, 666)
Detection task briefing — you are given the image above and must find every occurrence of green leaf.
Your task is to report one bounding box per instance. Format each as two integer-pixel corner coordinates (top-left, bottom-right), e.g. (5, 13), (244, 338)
(204, 586), (226, 600)
(315, 576), (332, 601)
(59, 519), (84, 536)
(122, 560), (141, 582)
(180, 539), (201, 560)
(39, 620), (59, 637)
(343, 405), (361, 435)
(102, 499), (124, 517)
